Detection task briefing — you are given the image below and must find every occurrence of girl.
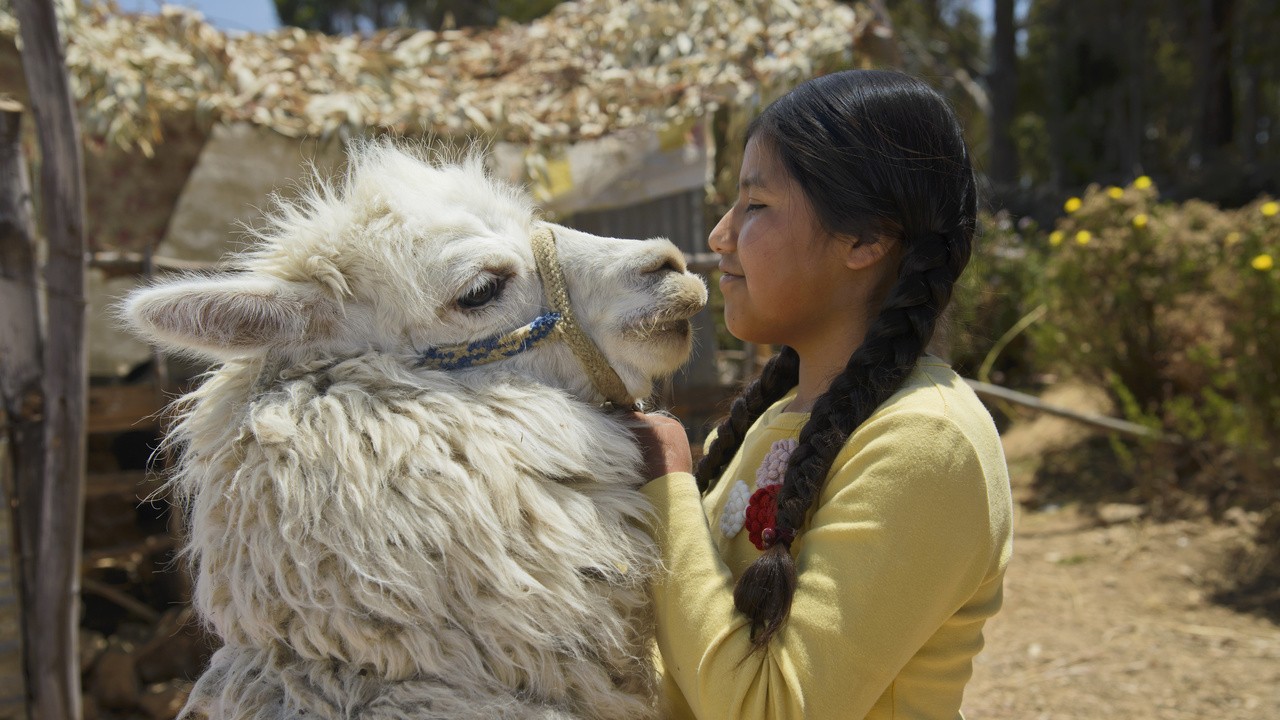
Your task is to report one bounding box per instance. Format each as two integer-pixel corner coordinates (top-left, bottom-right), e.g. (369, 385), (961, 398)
(633, 70), (1014, 719)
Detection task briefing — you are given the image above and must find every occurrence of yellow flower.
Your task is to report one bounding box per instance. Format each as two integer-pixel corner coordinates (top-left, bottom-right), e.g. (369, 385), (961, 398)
(1132, 213), (1148, 229)
(1253, 254), (1274, 271)
(1134, 176), (1152, 190)
(1225, 232), (1242, 246)
(1262, 201), (1279, 217)
(1049, 230), (1065, 246)
(1075, 230), (1092, 245)
(1106, 186), (1124, 199)
(1064, 197), (1082, 213)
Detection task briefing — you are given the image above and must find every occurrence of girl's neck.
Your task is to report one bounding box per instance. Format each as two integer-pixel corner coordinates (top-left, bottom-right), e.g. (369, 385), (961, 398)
(786, 363), (836, 413)
(785, 329), (866, 413)
(780, 258), (906, 413)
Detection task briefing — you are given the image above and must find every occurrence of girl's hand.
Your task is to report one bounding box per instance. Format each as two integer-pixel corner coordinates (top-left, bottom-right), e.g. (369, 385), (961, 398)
(627, 412), (694, 479)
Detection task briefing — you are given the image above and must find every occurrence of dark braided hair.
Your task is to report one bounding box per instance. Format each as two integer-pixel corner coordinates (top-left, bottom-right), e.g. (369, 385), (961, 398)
(693, 70), (978, 650)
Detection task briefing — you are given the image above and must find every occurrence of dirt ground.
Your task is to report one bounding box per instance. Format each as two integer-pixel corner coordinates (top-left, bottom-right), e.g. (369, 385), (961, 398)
(962, 385), (1280, 719)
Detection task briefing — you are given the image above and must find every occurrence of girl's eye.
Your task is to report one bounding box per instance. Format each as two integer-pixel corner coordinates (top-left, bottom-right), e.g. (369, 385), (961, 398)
(457, 276), (506, 309)
(744, 203), (766, 213)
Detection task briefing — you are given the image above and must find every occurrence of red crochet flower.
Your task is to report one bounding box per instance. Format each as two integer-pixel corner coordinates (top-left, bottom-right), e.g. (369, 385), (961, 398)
(744, 484), (782, 551)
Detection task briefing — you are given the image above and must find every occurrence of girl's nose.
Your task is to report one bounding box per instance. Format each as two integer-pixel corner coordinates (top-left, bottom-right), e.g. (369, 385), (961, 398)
(708, 209), (734, 254)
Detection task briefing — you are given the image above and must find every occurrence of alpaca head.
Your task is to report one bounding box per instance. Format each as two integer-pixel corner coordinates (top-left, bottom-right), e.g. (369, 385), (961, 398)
(123, 143), (708, 402)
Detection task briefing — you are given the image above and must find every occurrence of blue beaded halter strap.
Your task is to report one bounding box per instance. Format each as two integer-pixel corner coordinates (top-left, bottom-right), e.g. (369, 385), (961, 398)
(416, 226), (635, 408)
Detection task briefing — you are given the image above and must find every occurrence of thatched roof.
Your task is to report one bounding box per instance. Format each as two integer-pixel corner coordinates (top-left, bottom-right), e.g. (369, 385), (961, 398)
(1, 0), (878, 156)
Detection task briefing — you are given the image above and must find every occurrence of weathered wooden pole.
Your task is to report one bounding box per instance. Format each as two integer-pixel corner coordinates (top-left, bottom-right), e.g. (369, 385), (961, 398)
(0, 102), (36, 720)
(11, 0), (89, 717)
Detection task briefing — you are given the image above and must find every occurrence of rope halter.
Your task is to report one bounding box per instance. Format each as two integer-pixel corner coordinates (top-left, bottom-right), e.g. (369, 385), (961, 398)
(416, 226), (635, 408)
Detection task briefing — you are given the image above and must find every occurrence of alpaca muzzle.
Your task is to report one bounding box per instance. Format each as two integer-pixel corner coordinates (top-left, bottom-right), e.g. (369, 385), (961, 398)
(416, 226), (635, 408)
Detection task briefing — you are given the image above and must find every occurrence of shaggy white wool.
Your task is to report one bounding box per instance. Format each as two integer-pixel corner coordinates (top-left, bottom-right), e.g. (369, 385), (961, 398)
(125, 142), (707, 720)
(172, 358), (657, 719)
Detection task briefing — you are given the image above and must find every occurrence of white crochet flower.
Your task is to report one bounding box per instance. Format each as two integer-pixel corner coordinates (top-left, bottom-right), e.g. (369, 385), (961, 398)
(719, 480), (752, 538)
(755, 439), (797, 488)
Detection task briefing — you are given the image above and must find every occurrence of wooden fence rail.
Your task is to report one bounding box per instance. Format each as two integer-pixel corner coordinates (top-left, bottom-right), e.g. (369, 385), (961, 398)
(965, 379), (1181, 443)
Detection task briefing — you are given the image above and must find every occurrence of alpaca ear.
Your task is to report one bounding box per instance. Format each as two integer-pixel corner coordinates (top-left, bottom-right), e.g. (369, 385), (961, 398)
(122, 275), (338, 360)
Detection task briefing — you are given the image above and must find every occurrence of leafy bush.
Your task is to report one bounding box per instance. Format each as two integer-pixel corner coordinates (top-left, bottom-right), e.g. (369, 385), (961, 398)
(948, 211), (1043, 385)
(1199, 198), (1280, 505)
(1031, 181), (1223, 407)
(1028, 183), (1279, 514)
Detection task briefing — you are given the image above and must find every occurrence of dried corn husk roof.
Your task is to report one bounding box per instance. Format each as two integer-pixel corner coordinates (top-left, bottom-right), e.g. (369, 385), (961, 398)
(0, 0), (878, 155)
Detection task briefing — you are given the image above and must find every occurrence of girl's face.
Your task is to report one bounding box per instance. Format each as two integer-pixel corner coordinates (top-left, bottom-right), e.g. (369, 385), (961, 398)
(709, 137), (865, 352)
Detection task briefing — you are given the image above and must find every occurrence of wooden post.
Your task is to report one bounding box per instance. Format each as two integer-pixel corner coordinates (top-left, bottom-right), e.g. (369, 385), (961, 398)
(12, 0), (89, 718)
(0, 104), (35, 720)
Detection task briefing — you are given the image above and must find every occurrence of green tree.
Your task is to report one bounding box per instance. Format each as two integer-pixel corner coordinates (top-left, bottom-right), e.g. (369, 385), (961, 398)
(1016, 0), (1278, 201)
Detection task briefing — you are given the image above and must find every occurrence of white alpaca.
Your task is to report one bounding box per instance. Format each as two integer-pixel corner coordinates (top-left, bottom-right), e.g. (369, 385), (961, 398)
(123, 144), (707, 720)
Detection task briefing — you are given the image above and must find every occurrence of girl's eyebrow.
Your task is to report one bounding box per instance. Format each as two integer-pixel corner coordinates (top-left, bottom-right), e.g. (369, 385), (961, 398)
(740, 174), (769, 190)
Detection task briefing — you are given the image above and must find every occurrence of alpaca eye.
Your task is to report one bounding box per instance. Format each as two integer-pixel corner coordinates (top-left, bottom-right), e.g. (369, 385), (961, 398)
(457, 276), (506, 309)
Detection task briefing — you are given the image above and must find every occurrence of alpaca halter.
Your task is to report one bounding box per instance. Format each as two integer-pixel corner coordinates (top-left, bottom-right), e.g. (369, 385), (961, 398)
(416, 226), (635, 408)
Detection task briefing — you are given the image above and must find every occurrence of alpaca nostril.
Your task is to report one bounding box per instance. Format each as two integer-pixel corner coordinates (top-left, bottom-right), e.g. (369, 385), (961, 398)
(641, 249), (687, 275)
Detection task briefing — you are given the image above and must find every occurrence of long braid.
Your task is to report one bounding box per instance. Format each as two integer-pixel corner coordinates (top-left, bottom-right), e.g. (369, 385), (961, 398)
(694, 347), (799, 494)
(733, 230), (970, 647)
(749, 231), (971, 642)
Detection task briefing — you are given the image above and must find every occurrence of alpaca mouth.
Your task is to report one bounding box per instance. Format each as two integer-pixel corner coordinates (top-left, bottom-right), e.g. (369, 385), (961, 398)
(622, 298), (703, 340)
(622, 317), (692, 342)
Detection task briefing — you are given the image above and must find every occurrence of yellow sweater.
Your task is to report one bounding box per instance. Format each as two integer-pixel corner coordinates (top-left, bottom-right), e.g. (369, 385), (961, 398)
(640, 358), (1013, 719)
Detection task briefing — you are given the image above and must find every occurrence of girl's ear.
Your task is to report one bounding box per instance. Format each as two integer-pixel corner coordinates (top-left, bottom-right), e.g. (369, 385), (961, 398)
(122, 275), (340, 361)
(841, 235), (899, 272)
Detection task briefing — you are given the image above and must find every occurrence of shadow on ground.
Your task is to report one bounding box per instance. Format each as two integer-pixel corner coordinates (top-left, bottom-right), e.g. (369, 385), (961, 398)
(1022, 435), (1140, 513)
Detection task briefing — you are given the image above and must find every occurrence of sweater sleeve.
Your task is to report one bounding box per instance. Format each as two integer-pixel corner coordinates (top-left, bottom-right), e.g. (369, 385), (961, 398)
(640, 411), (1000, 719)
